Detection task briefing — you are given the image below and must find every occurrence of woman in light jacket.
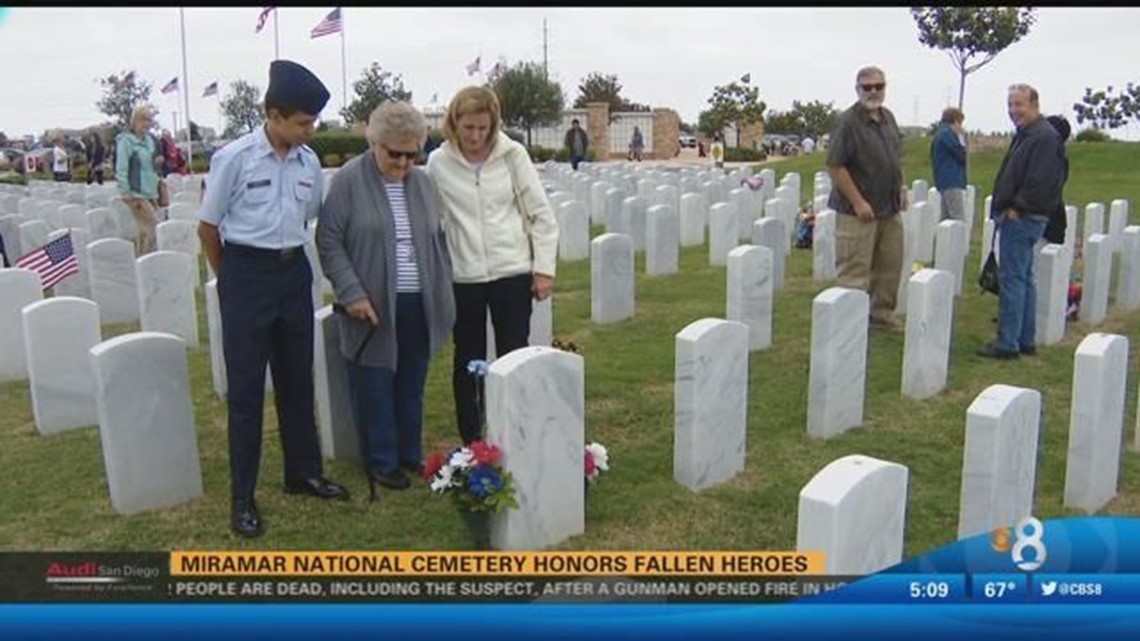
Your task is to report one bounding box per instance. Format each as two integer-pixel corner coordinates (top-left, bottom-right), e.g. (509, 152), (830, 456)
(115, 105), (161, 255)
(317, 101), (456, 500)
(426, 86), (559, 445)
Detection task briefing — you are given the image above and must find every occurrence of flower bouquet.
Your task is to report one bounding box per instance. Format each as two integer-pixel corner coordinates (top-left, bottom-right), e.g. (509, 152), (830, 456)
(422, 440), (518, 549)
(584, 442), (610, 484)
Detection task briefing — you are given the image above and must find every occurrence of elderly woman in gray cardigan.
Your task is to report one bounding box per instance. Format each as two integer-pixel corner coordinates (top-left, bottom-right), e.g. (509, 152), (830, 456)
(317, 101), (455, 501)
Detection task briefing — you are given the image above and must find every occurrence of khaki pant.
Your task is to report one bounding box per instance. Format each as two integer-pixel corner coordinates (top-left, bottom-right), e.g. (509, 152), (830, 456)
(835, 213), (903, 321)
(126, 197), (158, 255)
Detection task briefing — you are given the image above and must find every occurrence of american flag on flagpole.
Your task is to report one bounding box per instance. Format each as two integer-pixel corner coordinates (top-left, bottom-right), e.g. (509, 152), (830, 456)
(16, 233), (79, 291)
(465, 56), (481, 76)
(161, 77), (179, 94)
(202, 81), (219, 98)
(255, 6), (275, 33)
(123, 71), (135, 85)
(310, 7), (342, 38)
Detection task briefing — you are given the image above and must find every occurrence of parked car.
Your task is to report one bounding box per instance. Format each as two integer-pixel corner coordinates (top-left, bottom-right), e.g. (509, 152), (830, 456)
(678, 134), (697, 148)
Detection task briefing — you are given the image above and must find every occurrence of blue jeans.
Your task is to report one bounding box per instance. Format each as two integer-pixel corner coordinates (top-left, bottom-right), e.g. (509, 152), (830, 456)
(996, 215), (1047, 352)
(345, 293), (431, 475)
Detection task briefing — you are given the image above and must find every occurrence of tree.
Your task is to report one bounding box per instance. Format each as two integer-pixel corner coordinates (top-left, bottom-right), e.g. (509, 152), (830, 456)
(221, 80), (264, 138)
(340, 62), (412, 125)
(1072, 83), (1140, 130)
(0, 131), (7, 147)
(762, 110), (799, 135)
(911, 7), (1037, 109)
(95, 70), (153, 130)
(697, 81), (766, 145)
(573, 72), (651, 119)
(491, 61), (564, 148)
(787, 100), (840, 139)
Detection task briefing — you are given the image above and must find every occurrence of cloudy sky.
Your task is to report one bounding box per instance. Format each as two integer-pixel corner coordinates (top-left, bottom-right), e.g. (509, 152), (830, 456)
(2, 6), (1139, 141)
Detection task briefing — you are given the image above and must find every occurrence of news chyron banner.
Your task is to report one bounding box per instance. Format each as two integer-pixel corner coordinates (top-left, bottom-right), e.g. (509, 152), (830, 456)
(3, 517), (1140, 609)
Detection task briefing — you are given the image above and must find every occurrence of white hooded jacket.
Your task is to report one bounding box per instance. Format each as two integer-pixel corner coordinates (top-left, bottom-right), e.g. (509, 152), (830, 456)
(426, 132), (559, 283)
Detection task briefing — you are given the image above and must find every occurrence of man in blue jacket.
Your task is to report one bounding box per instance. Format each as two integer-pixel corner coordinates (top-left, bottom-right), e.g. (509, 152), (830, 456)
(931, 107), (967, 221)
(977, 84), (1065, 360)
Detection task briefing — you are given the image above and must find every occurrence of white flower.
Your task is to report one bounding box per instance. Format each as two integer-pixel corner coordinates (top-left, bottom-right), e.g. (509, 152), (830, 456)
(430, 466), (456, 493)
(586, 442), (609, 472)
(448, 449), (474, 470)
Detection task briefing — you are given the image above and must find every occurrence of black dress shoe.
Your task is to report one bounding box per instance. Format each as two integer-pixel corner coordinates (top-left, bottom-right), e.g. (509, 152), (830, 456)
(399, 461), (425, 477)
(370, 470), (411, 491)
(231, 499), (263, 538)
(284, 477), (351, 501)
(976, 343), (1019, 360)
(1020, 345), (1037, 356)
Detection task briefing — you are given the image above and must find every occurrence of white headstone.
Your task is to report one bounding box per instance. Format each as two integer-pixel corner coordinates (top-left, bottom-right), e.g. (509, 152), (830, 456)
(86, 206), (120, 241)
(708, 202), (737, 266)
(0, 268), (43, 382)
(88, 238), (140, 325)
(137, 251), (199, 348)
(49, 228), (90, 299)
(556, 200), (590, 262)
(590, 182), (613, 227)
(911, 179), (928, 203)
(751, 217), (786, 290)
(726, 245), (773, 351)
(914, 201), (935, 263)
(679, 192), (706, 247)
(1036, 244), (1069, 345)
(797, 454), (908, 575)
(1115, 226), (1140, 312)
(604, 188), (625, 235)
(205, 279), (227, 399)
(645, 204), (679, 276)
(674, 318), (749, 491)
(487, 346), (585, 550)
(1083, 203), (1105, 241)
(934, 220), (967, 296)
(1079, 234), (1111, 326)
(958, 384), (1042, 540)
(591, 233), (634, 324)
(807, 287), (869, 439)
(22, 297), (101, 435)
(0, 214), (26, 260)
(729, 187), (754, 241)
(1108, 199), (1129, 254)
(17, 220), (50, 261)
(813, 209), (837, 281)
(1064, 333), (1129, 513)
(619, 196), (648, 251)
(313, 305), (359, 462)
(901, 269), (954, 400)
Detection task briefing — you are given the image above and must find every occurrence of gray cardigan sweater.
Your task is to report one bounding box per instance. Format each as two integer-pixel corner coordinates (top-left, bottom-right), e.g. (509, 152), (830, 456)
(316, 153), (456, 369)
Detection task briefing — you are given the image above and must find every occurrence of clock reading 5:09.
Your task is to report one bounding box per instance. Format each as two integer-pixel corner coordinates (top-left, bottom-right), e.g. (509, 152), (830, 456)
(909, 581), (952, 599)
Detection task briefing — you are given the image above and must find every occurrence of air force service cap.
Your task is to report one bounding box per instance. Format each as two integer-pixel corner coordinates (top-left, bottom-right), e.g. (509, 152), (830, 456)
(264, 59), (330, 116)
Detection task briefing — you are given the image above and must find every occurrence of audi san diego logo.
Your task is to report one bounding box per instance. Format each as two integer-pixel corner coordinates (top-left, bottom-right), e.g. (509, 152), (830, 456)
(45, 560), (160, 592)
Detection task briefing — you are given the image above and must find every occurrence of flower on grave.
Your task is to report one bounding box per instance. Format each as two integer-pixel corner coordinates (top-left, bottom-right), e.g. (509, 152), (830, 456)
(422, 440), (518, 514)
(585, 442), (610, 484)
(552, 337), (581, 354)
(466, 359), (489, 377)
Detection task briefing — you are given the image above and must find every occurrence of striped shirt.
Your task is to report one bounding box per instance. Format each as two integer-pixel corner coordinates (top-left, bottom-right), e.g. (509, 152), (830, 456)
(384, 180), (421, 292)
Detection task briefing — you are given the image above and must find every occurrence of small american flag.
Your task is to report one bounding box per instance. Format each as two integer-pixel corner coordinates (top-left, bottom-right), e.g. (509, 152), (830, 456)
(202, 81), (219, 98)
(161, 76), (179, 94)
(465, 56), (481, 77)
(310, 7), (342, 39)
(16, 233), (79, 291)
(255, 6), (274, 33)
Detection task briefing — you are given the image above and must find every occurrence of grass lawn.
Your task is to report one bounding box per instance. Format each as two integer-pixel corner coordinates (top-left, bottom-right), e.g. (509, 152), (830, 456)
(1, 137), (1138, 556)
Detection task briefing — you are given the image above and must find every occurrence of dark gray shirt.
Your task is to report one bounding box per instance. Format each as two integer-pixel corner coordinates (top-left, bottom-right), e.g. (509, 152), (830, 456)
(826, 101), (904, 218)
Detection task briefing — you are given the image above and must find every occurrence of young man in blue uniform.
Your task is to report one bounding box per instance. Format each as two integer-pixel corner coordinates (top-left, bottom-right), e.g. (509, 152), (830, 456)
(198, 60), (349, 538)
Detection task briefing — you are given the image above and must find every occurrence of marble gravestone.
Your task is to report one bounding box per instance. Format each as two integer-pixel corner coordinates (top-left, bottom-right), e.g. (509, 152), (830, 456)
(708, 202), (737, 266)
(205, 279), (227, 399)
(1064, 333), (1129, 514)
(156, 220), (203, 288)
(726, 245), (773, 351)
(0, 268), (44, 382)
(1083, 203), (1105, 242)
(1108, 199), (1129, 253)
(22, 297), (102, 435)
(313, 305), (360, 462)
(137, 251), (199, 348)
(88, 238), (140, 325)
(645, 204), (679, 276)
(958, 385), (1042, 540)
(1115, 227), (1140, 312)
(620, 196), (648, 251)
(674, 318), (749, 492)
(1079, 234), (1111, 326)
(591, 233), (634, 324)
(1036, 244), (1069, 345)
(486, 346), (585, 550)
(557, 200), (590, 262)
(933, 220), (967, 296)
(807, 288), (869, 439)
(52, 228), (91, 299)
(90, 332), (203, 516)
(752, 217), (787, 291)
(679, 192), (706, 247)
(812, 210), (836, 281)
(901, 269), (954, 400)
(797, 454), (909, 575)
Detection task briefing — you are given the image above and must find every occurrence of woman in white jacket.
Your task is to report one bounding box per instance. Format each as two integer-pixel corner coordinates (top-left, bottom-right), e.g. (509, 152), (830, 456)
(427, 86), (559, 445)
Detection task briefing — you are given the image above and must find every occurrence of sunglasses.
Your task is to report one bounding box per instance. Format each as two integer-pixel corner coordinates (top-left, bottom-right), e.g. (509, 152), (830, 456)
(382, 146), (420, 161)
(860, 83), (886, 92)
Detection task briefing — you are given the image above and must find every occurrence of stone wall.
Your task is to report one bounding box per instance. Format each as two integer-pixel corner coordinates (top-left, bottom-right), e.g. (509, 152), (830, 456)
(585, 102), (611, 161)
(651, 108), (680, 160)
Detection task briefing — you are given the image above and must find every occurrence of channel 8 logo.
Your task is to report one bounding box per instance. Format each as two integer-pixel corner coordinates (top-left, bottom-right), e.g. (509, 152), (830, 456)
(991, 516), (1047, 571)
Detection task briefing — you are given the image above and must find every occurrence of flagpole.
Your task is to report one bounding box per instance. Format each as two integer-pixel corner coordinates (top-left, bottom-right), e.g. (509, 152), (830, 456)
(273, 8), (279, 60)
(340, 8), (347, 119)
(179, 7), (193, 172)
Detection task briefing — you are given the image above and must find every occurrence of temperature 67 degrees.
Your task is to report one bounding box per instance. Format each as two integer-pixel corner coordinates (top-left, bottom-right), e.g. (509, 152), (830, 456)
(983, 581), (1017, 598)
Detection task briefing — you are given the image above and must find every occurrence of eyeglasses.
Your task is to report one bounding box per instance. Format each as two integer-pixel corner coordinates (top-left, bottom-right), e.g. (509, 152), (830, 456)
(382, 146), (420, 161)
(860, 83), (886, 92)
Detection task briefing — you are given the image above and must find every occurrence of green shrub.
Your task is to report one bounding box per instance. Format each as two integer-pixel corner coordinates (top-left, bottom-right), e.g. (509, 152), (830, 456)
(526, 146), (597, 163)
(724, 147), (766, 163)
(1074, 128), (1111, 143)
(323, 153), (342, 168)
(308, 133), (368, 159)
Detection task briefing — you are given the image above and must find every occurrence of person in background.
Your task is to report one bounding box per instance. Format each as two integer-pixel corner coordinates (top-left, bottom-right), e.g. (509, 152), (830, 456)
(52, 137), (70, 182)
(563, 118), (589, 170)
(426, 86), (559, 445)
(197, 59), (350, 538)
(85, 133), (107, 185)
(826, 65), (908, 331)
(801, 135), (816, 154)
(629, 126), (645, 162)
(317, 101), (456, 499)
(976, 84), (1065, 360)
(931, 107), (967, 222)
(115, 106), (162, 254)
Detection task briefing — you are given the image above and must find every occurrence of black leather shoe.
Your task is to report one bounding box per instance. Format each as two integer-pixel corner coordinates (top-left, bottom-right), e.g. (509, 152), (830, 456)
(284, 477), (351, 501)
(399, 461), (425, 477)
(976, 343), (1019, 360)
(370, 470), (411, 491)
(231, 499), (263, 538)
(1020, 345), (1037, 356)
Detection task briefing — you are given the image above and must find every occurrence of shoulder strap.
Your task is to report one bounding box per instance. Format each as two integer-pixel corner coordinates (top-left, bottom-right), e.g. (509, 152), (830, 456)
(504, 146), (533, 226)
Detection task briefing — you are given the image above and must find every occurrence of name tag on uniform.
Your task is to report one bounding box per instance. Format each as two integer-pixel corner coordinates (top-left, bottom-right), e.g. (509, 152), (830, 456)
(247, 179), (271, 189)
(298, 179), (313, 188)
